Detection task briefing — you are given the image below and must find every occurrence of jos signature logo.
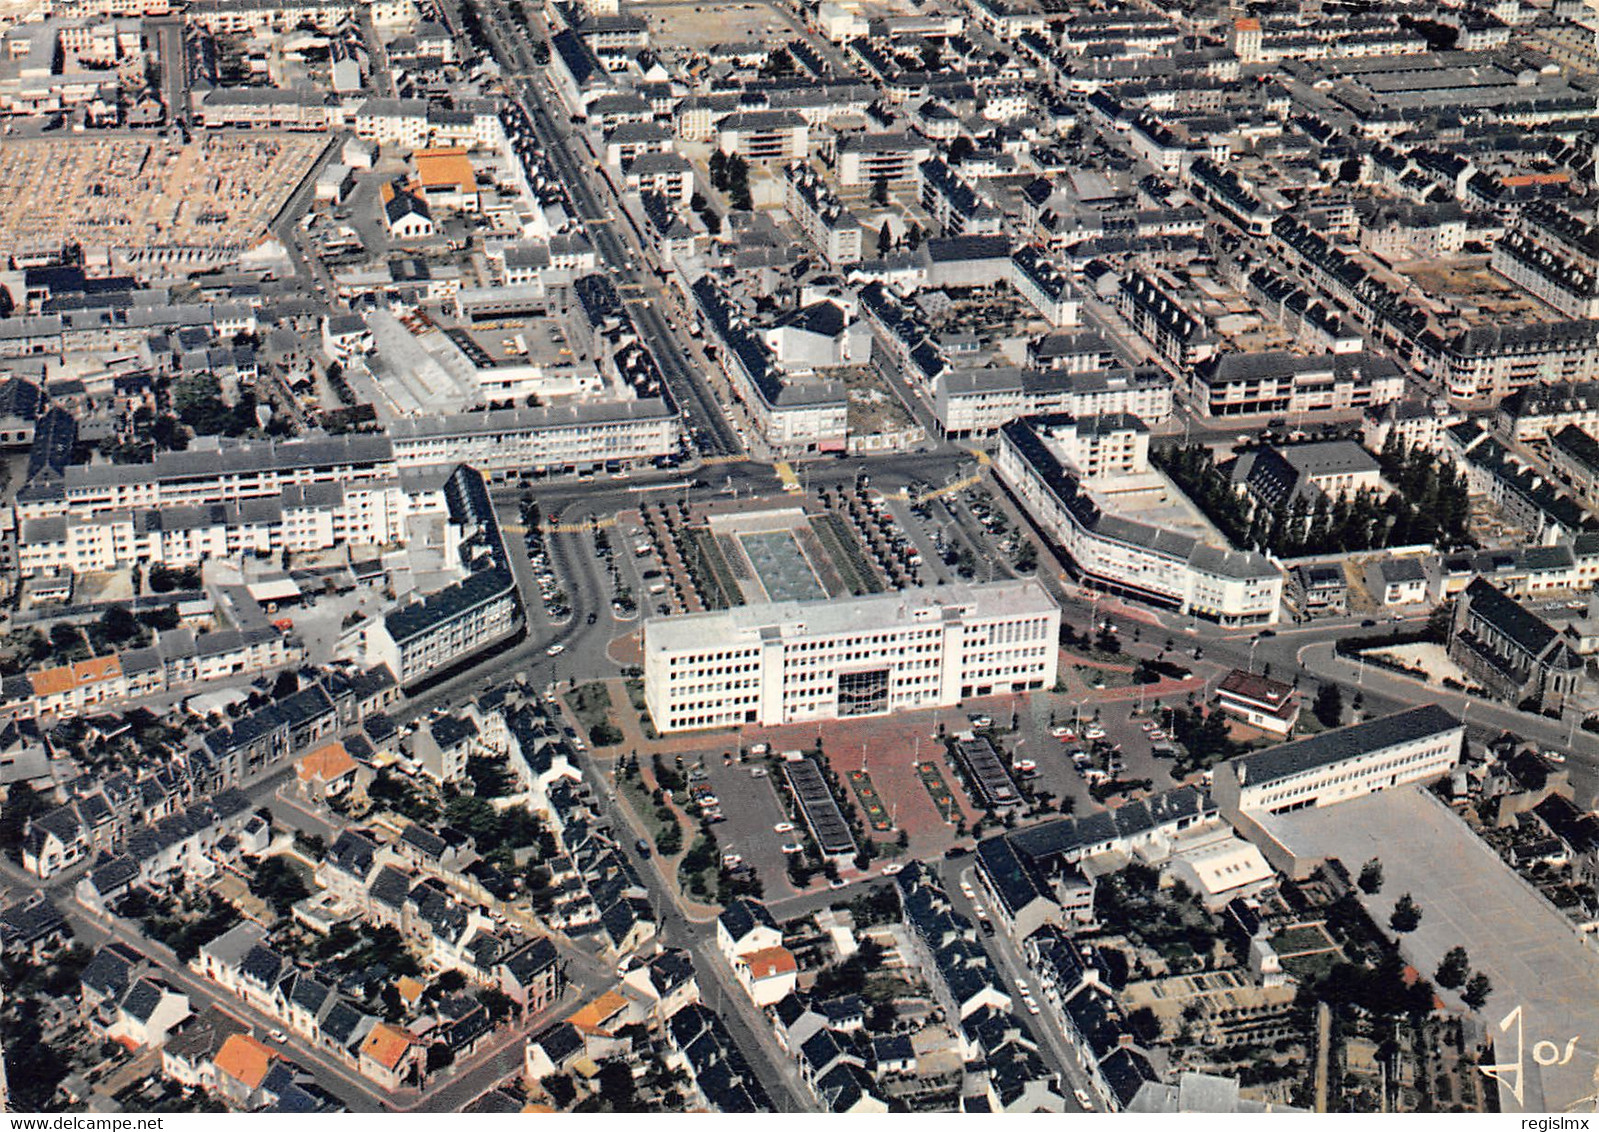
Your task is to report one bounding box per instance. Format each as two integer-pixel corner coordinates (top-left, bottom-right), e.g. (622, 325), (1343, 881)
(1480, 1005), (1584, 1107)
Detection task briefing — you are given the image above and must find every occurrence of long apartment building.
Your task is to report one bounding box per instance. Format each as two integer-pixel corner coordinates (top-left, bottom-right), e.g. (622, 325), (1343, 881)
(783, 163), (863, 267)
(643, 580), (1059, 733)
(363, 467), (521, 687)
(1495, 380), (1599, 441)
(14, 411), (680, 528)
(13, 434), (398, 522)
(834, 132), (931, 186)
(717, 111), (809, 162)
(996, 416), (1283, 625)
(1190, 351), (1405, 417)
(935, 366), (1173, 438)
(17, 480), (435, 577)
(386, 400), (681, 473)
(1492, 230), (1599, 320)
(1422, 320), (1599, 405)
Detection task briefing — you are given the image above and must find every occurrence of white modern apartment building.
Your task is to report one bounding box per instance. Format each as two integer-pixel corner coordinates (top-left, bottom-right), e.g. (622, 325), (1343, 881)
(387, 400), (681, 473)
(15, 435), (398, 521)
(1217, 704), (1461, 818)
(17, 481), (431, 576)
(643, 580), (1060, 732)
(996, 416), (1283, 625)
(365, 567), (521, 687)
(1190, 351), (1405, 418)
(934, 367), (1173, 439)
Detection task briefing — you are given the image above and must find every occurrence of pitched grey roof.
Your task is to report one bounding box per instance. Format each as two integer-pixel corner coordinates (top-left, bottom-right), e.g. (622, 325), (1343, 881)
(1226, 704), (1460, 790)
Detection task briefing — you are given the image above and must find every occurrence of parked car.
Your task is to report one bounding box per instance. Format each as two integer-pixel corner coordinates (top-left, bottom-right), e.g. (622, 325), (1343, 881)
(636, 838), (652, 857)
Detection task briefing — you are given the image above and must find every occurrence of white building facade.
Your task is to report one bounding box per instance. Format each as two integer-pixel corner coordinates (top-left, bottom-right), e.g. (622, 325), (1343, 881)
(643, 580), (1060, 732)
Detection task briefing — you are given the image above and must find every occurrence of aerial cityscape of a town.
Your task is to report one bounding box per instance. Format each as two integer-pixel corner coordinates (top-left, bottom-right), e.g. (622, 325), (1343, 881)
(9, 0), (1599, 1117)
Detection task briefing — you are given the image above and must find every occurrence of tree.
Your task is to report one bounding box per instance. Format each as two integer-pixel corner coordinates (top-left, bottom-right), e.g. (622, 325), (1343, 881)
(871, 176), (890, 207)
(1435, 945), (1470, 990)
(272, 669), (299, 699)
(878, 219), (893, 253)
(1462, 971), (1493, 1010)
(426, 1042), (454, 1073)
(99, 603), (138, 644)
(50, 621), (84, 657)
(249, 855), (311, 916)
(1389, 892), (1422, 933)
(596, 1059), (638, 1110)
(1313, 682), (1344, 728)
(1358, 858), (1384, 895)
(0, 781), (49, 859)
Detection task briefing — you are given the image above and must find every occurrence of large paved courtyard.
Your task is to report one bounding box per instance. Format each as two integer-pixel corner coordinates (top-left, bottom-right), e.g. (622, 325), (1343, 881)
(1264, 788), (1599, 1113)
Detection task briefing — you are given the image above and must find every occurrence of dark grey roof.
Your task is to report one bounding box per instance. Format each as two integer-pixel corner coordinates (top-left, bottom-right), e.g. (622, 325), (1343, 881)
(1226, 704), (1460, 790)
(1463, 577), (1560, 657)
(384, 568), (514, 646)
(501, 937), (560, 985)
(1101, 1046), (1161, 1109)
(719, 897), (777, 943)
(975, 835), (1050, 918)
(80, 942), (140, 1000)
(0, 897), (65, 947)
(531, 1019), (584, 1064)
(119, 977), (170, 1024)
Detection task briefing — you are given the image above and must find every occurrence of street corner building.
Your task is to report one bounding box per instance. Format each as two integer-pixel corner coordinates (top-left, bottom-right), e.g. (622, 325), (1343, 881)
(641, 579), (1060, 733)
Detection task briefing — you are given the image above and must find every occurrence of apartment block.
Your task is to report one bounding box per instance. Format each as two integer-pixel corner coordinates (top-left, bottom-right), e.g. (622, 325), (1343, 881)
(996, 417), (1282, 625)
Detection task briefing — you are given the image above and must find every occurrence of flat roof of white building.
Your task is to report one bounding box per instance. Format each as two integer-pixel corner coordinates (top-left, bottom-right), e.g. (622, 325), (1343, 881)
(645, 578), (1056, 654)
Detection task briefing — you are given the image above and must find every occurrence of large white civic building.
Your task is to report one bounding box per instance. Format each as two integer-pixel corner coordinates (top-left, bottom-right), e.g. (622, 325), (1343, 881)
(643, 580), (1060, 733)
